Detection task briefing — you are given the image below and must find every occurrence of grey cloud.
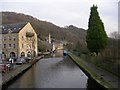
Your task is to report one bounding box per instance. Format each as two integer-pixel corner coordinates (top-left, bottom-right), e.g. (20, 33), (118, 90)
(1, 0), (118, 36)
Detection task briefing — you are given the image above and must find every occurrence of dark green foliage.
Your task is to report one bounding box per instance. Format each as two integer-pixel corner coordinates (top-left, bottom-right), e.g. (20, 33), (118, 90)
(86, 5), (108, 55)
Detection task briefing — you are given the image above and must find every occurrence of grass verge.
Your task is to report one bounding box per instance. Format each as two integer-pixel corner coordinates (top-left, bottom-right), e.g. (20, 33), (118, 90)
(68, 52), (113, 88)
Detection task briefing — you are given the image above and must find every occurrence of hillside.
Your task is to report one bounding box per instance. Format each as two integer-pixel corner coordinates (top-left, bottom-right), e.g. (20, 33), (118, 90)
(2, 11), (88, 52)
(2, 11), (86, 42)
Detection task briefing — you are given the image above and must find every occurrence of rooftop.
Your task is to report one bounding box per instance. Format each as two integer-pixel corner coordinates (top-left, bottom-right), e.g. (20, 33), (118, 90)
(1, 22), (28, 34)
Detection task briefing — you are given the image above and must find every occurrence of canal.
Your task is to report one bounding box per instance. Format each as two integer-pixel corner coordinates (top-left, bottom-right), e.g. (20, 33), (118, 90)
(6, 51), (106, 89)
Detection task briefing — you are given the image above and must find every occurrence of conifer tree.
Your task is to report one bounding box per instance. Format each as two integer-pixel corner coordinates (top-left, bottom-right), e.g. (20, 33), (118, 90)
(86, 5), (108, 55)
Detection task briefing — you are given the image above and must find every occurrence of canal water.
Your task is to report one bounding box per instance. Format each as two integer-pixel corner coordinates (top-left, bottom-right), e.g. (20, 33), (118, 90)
(7, 50), (106, 89)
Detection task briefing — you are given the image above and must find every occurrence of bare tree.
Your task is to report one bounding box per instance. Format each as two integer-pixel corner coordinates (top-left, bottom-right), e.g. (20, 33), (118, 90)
(110, 31), (120, 39)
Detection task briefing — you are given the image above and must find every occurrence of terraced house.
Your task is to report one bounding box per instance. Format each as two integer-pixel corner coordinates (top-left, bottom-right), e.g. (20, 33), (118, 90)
(1, 22), (38, 60)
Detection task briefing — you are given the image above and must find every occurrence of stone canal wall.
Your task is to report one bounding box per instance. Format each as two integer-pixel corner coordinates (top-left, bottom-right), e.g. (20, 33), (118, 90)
(2, 56), (44, 89)
(68, 52), (119, 89)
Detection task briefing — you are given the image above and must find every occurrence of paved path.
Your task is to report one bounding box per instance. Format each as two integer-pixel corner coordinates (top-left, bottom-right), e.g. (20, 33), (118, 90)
(2, 64), (30, 85)
(1, 56), (44, 88)
(69, 52), (120, 88)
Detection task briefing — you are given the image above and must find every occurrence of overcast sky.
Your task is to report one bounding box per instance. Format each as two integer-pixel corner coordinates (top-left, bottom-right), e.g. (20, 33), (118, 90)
(0, 0), (119, 36)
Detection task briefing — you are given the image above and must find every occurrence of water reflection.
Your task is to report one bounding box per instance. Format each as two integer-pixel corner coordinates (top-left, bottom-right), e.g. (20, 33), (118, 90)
(50, 57), (79, 71)
(7, 56), (105, 89)
(87, 78), (107, 90)
(50, 50), (64, 58)
(8, 57), (88, 88)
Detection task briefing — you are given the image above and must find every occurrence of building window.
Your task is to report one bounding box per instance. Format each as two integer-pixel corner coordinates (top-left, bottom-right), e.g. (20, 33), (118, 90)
(9, 44), (12, 48)
(4, 44), (6, 48)
(13, 44), (15, 48)
(26, 45), (28, 49)
(4, 37), (6, 41)
(13, 37), (16, 41)
(21, 52), (25, 57)
(29, 45), (31, 49)
(22, 44), (24, 48)
(22, 36), (24, 40)
(9, 37), (11, 41)
(10, 52), (16, 57)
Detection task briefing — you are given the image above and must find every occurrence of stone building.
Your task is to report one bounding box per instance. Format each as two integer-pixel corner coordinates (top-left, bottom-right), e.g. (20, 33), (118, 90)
(0, 22), (38, 60)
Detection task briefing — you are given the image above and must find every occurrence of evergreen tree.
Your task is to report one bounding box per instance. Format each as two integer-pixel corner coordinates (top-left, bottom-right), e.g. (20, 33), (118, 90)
(86, 5), (108, 55)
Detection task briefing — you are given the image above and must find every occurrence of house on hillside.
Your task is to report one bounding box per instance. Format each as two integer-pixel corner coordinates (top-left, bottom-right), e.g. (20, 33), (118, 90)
(52, 41), (64, 50)
(0, 22), (38, 60)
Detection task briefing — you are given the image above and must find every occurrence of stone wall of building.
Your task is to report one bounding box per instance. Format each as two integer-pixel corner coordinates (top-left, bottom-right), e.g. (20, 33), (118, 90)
(2, 22), (38, 60)
(18, 22), (38, 57)
(2, 33), (19, 59)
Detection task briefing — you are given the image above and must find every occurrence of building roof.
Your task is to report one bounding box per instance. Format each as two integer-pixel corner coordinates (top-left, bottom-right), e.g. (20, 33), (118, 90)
(1, 22), (28, 34)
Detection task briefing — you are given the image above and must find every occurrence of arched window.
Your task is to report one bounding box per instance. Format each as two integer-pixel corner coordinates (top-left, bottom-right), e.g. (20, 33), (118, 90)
(10, 52), (16, 57)
(27, 51), (31, 57)
(2, 52), (6, 59)
(21, 52), (25, 57)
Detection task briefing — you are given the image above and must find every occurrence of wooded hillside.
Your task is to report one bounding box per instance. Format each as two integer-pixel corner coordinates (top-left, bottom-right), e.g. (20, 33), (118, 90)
(2, 12), (86, 44)
(2, 11), (88, 52)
